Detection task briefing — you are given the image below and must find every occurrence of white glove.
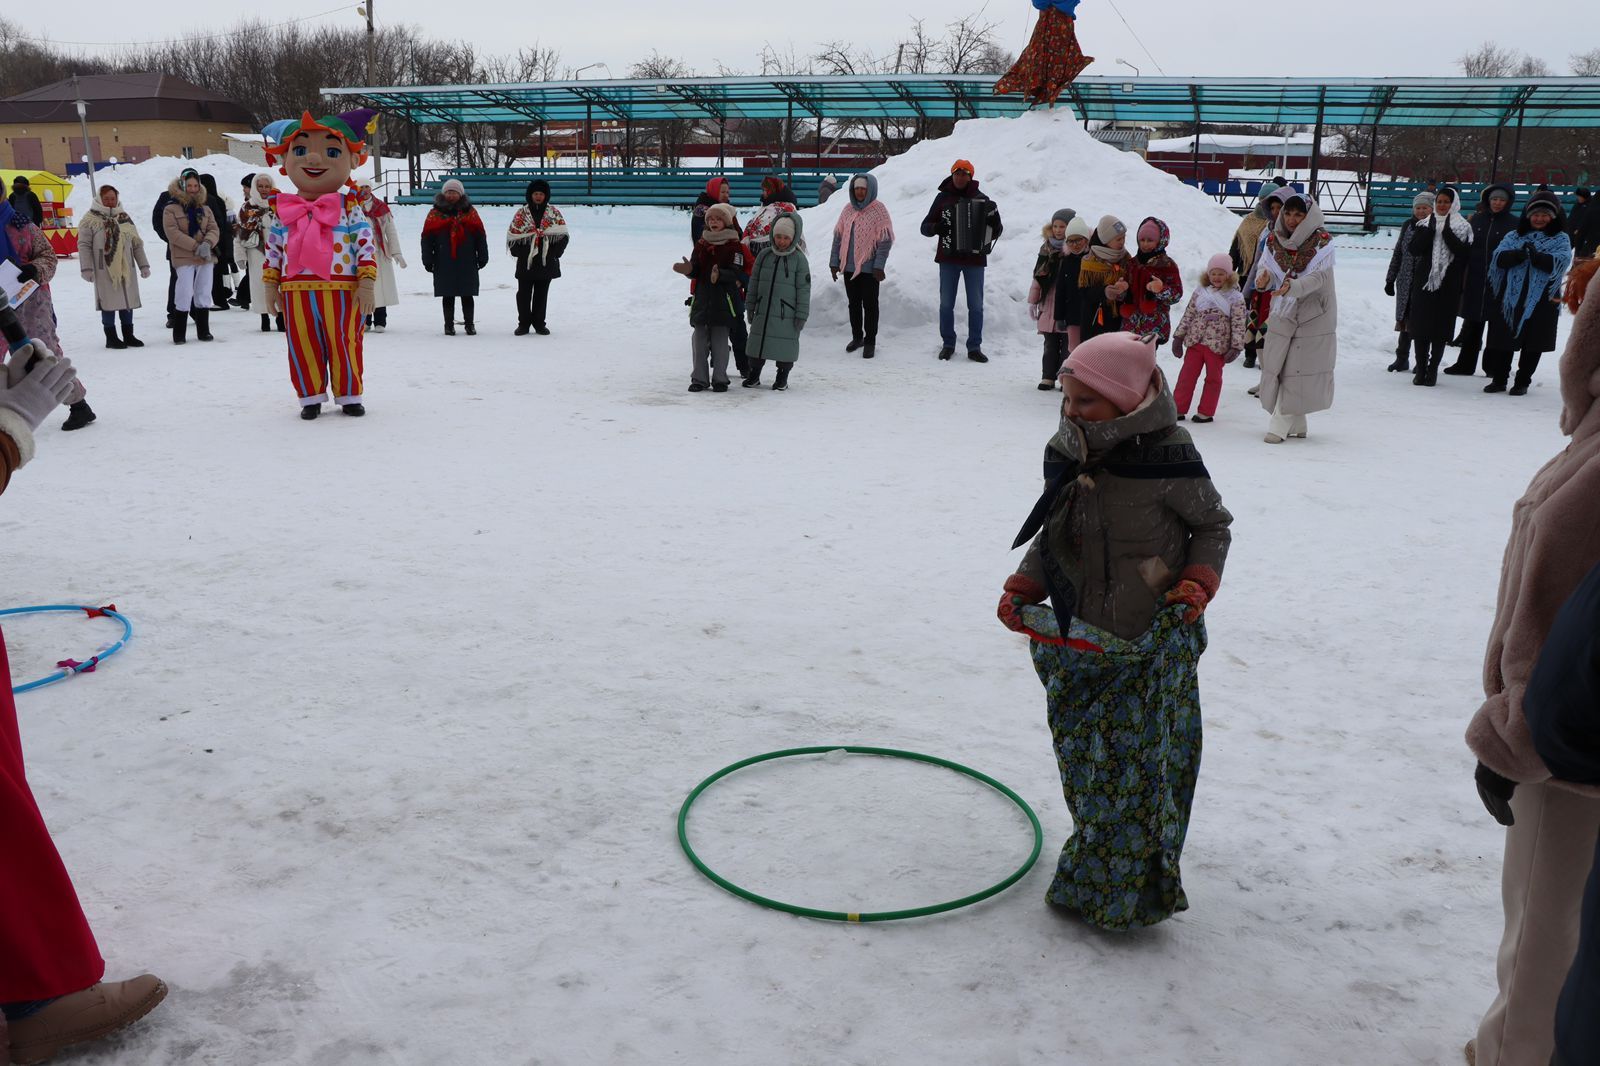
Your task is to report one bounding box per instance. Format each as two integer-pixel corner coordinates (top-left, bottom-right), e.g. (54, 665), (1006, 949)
(0, 348), (79, 431)
(196, 241), (213, 261)
(393, 254), (408, 269)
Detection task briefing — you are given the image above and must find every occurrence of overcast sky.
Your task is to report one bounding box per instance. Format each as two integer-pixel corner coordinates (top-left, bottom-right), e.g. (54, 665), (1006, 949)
(31, 0), (1597, 80)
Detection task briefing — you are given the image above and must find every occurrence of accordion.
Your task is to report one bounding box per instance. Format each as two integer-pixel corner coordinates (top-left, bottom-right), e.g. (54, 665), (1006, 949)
(943, 198), (998, 258)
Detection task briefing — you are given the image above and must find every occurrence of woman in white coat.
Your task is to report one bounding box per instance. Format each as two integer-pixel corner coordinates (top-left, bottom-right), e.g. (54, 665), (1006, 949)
(359, 184), (405, 332)
(1255, 194), (1337, 444)
(235, 172), (281, 333)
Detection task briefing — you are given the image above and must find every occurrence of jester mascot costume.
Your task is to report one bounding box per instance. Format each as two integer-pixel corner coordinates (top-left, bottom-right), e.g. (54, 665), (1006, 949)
(262, 110), (379, 420)
(994, 0), (1094, 106)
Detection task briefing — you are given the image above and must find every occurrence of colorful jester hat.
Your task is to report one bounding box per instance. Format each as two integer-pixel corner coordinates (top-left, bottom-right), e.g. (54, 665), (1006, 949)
(263, 108), (378, 166)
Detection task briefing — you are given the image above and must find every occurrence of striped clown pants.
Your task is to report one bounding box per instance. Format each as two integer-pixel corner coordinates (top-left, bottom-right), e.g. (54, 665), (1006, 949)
(280, 279), (365, 407)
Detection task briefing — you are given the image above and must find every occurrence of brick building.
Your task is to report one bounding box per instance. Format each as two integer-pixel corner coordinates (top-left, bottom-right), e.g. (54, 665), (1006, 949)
(0, 73), (254, 174)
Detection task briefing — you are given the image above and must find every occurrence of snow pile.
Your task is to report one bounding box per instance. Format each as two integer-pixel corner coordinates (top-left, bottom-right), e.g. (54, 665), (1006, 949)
(63, 152), (416, 220)
(800, 109), (1245, 350)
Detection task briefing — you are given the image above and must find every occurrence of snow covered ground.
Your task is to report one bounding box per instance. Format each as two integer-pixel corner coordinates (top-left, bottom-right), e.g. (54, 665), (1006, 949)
(4, 112), (1577, 1064)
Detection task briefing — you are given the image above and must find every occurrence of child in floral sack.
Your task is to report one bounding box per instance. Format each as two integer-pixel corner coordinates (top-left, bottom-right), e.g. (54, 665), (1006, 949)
(1170, 254), (1247, 423)
(1027, 210), (1090, 390)
(672, 203), (751, 392)
(1119, 216), (1183, 345)
(998, 330), (1232, 930)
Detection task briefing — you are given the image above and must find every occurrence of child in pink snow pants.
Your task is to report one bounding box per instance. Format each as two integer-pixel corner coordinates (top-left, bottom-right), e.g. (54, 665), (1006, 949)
(1171, 254), (1247, 423)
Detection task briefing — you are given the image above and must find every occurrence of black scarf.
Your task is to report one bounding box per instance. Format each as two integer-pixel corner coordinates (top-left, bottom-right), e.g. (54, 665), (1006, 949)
(1011, 426), (1209, 635)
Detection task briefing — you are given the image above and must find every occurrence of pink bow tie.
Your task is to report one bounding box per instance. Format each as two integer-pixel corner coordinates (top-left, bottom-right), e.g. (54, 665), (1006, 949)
(277, 192), (344, 279)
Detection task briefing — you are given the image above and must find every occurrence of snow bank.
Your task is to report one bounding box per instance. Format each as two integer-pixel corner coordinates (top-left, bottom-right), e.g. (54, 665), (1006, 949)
(800, 109), (1245, 350)
(63, 152), (412, 220)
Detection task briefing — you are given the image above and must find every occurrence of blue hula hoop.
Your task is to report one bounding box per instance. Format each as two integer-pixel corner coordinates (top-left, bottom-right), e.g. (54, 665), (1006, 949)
(1, 605), (134, 694)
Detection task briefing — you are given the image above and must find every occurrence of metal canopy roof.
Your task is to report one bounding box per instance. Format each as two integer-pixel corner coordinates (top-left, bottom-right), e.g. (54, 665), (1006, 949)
(322, 74), (1600, 129)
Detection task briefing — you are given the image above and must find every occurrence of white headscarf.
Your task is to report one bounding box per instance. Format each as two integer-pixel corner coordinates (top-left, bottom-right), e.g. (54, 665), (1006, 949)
(1420, 190), (1473, 293)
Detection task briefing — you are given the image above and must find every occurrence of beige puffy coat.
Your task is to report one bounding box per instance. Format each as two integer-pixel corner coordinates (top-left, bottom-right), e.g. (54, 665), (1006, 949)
(1257, 204), (1338, 417)
(1466, 277), (1600, 796)
(161, 180), (219, 268)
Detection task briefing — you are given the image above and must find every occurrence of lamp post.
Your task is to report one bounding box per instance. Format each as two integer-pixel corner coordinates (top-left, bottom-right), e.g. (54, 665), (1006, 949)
(573, 62), (610, 80)
(1116, 58), (1140, 77)
(72, 74), (95, 176)
(357, 2), (381, 183)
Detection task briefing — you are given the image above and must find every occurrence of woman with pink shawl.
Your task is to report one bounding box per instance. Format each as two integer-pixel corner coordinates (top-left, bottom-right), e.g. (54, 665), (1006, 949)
(829, 174), (894, 360)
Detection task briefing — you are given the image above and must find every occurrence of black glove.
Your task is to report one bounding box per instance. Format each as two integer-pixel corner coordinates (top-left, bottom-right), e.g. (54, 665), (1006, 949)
(1497, 248), (1529, 268)
(1475, 762), (1516, 826)
(1384, 279), (1395, 297)
(15, 263), (38, 283)
(1529, 251), (1554, 272)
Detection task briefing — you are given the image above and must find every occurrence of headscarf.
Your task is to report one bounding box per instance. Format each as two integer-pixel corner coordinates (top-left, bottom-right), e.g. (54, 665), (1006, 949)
(832, 173), (894, 278)
(1420, 188), (1473, 293)
(1134, 216), (1170, 262)
(1491, 197), (1574, 337)
(422, 188), (485, 257)
(84, 191), (139, 286)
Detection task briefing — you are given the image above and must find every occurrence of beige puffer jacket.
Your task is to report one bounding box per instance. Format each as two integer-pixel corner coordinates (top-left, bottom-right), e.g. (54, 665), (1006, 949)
(161, 180), (219, 268)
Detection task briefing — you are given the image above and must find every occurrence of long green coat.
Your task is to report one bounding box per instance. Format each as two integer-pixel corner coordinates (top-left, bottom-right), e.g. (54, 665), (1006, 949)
(746, 215), (811, 363)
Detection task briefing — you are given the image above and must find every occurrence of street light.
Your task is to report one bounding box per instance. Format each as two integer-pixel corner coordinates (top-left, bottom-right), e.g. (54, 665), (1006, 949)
(573, 63), (610, 80)
(1116, 58), (1140, 77)
(357, 3), (381, 183)
(72, 74), (95, 176)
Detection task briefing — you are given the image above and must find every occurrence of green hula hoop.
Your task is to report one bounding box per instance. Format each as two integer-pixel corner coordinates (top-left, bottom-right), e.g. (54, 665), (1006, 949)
(677, 745), (1043, 923)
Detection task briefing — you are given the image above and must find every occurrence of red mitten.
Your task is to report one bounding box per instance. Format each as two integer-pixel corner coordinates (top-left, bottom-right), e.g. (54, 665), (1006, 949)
(1164, 565), (1220, 623)
(1171, 338), (1185, 360)
(997, 573), (1047, 632)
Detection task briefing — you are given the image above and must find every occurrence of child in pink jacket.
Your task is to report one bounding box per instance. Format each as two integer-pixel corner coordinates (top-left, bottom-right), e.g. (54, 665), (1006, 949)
(1171, 253), (1247, 423)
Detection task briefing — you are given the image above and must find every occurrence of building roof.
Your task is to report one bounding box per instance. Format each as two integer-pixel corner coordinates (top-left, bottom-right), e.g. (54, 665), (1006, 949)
(323, 74), (1600, 129)
(0, 73), (253, 126)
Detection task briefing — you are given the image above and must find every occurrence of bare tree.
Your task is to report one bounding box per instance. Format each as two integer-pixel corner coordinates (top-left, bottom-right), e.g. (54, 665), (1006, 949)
(628, 52), (698, 167)
(1460, 41), (1552, 78)
(1573, 48), (1600, 77)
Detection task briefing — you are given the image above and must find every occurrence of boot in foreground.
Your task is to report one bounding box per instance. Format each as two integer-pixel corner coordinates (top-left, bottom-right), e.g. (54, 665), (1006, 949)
(6, 975), (168, 1064)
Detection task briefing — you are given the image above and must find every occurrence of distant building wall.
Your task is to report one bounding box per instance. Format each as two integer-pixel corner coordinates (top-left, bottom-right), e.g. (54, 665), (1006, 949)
(0, 119), (238, 173)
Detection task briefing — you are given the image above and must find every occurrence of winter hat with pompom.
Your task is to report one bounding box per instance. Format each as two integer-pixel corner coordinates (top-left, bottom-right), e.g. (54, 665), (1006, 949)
(1207, 253), (1232, 274)
(441, 179), (466, 196)
(1061, 332), (1158, 415)
(705, 202), (738, 227)
(1064, 216), (1094, 241)
(1051, 208), (1077, 227)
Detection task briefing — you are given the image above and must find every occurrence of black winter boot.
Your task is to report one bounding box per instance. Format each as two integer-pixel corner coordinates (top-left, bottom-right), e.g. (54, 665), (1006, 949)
(301, 404), (322, 420)
(1443, 349), (1479, 376)
(1387, 332), (1410, 373)
(193, 309), (214, 342)
(61, 400), (96, 431)
(260, 314), (272, 333)
(120, 321), (143, 348)
(772, 363), (792, 391)
(172, 312), (188, 345)
(1484, 378), (1508, 393)
(1243, 344), (1258, 369)
(342, 403), (366, 416)
(104, 326), (127, 350)
(275, 314), (285, 333)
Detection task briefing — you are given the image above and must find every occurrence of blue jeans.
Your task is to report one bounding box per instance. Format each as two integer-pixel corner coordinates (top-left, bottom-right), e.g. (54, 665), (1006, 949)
(99, 309), (133, 329)
(938, 263), (985, 351)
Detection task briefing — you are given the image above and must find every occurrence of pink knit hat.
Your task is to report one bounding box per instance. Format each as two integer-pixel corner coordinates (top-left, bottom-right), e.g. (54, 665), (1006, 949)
(1207, 253), (1232, 273)
(1137, 219), (1162, 242)
(1061, 332), (1158, 414)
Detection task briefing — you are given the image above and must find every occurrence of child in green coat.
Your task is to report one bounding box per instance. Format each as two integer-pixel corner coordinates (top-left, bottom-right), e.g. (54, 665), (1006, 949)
(743, 216), (811, 391)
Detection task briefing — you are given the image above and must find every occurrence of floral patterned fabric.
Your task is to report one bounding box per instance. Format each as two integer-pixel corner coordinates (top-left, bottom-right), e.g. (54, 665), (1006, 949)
(993, 9), (1092, 106)
(1023, 603), (1206, 930)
